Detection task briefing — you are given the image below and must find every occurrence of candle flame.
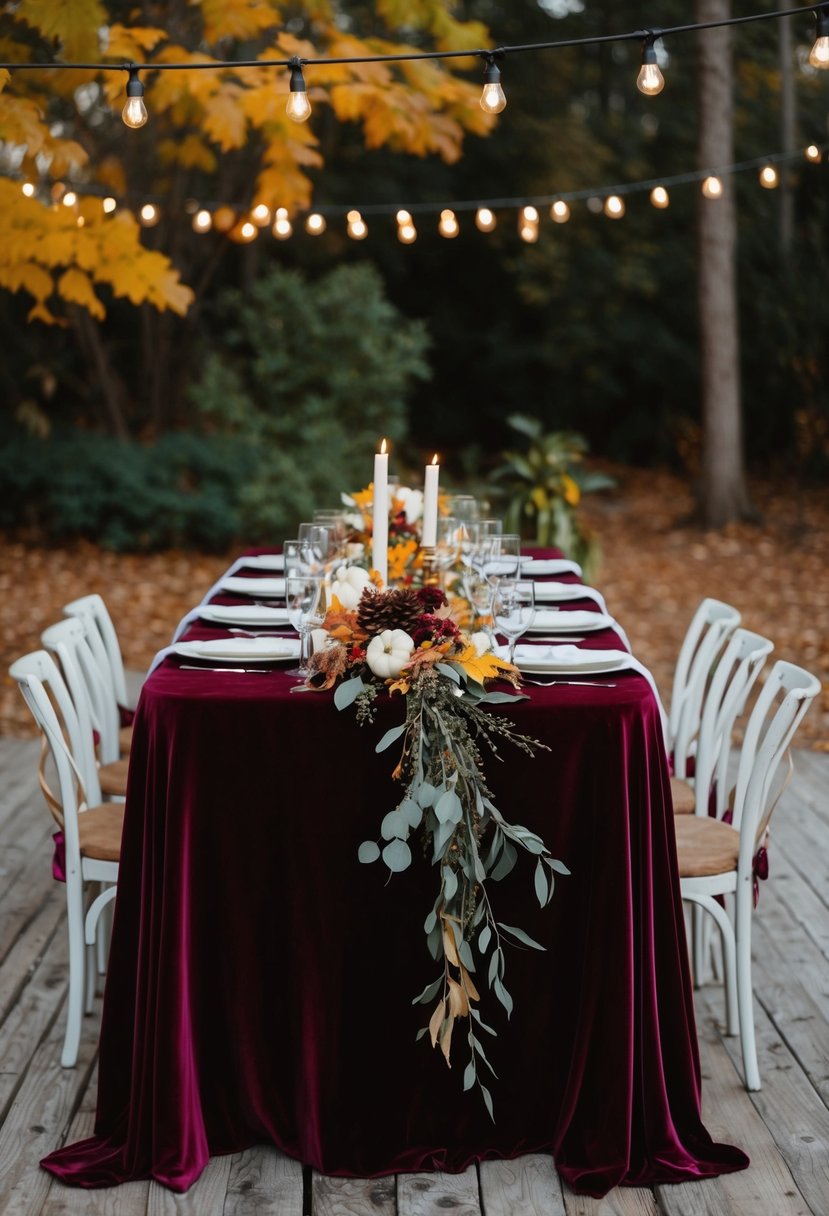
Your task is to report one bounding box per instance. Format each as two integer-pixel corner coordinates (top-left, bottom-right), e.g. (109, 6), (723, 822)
(431, 453), (438, 465)
(380, 438), (387, 455)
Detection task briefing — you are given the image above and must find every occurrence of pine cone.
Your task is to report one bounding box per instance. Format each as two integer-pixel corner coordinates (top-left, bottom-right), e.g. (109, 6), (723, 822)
(357, 587), (422, 637)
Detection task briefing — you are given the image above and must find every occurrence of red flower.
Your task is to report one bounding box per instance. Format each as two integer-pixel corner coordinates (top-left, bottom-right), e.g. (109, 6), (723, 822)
(417, 586), (448, 612)
(412, 614), (459, 648)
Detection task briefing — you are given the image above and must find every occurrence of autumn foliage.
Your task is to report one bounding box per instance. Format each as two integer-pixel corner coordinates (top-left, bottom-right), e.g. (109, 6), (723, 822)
(0, 0), (496, 322)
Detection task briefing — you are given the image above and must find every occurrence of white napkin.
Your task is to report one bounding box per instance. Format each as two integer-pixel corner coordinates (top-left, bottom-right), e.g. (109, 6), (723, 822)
(171, 607), (203, 643)
(199, 555), (249, 605)
(520, 558), (583, 577)
(532, 582), (608, 613)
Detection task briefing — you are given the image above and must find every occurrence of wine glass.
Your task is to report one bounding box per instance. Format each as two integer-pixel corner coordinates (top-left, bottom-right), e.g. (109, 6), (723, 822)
(493, 579), (536, 666)
(484, 533), (522, 584)
(298, 524), (331, 574)
(464, 569), (496, 646)
(434, 516), (460, 574)
(285, 574), (322, 677)
(447, 495), (479, 532)
(474, 518), (503, 544)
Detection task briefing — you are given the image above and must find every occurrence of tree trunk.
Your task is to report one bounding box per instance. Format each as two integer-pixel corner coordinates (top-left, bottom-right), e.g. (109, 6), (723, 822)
(779, 15), (796, 255)
(695, 0), (755, 526)
(70, 307), (130, 440)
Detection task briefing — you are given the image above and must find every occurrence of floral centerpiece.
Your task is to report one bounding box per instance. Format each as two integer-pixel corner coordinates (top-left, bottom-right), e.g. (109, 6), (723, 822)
(341, 483), (427, 584)
(304, 578), (568, 1115)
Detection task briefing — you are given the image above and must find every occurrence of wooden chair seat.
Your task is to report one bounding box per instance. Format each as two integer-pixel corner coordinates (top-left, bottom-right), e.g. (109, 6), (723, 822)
(675, 815), (739, 878)
(670, 775), (696, 814)
(99, 758), (129, 797)
(119, 724), (133, 755)
(79, 804), (125, 863)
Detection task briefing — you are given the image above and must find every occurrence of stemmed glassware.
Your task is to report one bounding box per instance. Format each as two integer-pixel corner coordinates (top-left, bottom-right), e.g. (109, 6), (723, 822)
(298, 524), (331, 574)
(493, 579), (536, 666)
(434, 516), (460, 575)
(484, 533), (522, 584)
(285, 574), (322, 677)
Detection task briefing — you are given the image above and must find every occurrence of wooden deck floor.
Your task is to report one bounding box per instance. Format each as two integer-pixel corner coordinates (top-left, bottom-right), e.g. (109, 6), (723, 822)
(1, 735), (827, 1216)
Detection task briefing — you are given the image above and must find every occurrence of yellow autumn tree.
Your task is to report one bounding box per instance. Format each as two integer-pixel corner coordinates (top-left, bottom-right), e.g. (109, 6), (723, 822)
(0, 0), (496, 329)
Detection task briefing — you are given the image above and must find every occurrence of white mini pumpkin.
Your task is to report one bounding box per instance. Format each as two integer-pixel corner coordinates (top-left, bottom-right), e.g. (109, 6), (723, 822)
(365, 629), (415, 679)
(330, 564), (371, 610)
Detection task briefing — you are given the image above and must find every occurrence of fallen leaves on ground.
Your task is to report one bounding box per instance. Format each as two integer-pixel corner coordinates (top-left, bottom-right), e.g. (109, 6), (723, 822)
(1, 465), (826, 748)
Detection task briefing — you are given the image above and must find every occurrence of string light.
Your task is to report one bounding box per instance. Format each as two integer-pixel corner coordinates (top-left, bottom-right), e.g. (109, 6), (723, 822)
(103, 196), (117, 213)
(286, 57), (312, 122)
(604, 194), (625, 218)
(805, 143), (822, 161)
(139, 203), (159, 226)
(347, 209), (367, 239)
(21, 181), (35, 197)
(759, 164), (779, 188)
(650, 185), (670, 208)
(637, 34), (665, 96)
(702, 175), (723, 199)
(192, 208), (212, 233)
(475, 207), (496, 232)
(550, 200), (570, 223)
(305, 212), (326, 234)
(273, 207), (292, 239)
(809, 4), (829, 67)
(519, 206), (538, 242)
(232, 220), (258, 242)
(121, 67), (147, 129)
(251, 203), (271, 226)
(479, 55), (506, 114)
(62, 191), (77, 207)
(438, 208), (459, 237)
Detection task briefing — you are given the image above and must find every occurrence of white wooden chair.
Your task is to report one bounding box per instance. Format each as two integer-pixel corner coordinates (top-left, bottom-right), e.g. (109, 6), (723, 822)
(674, 660), (821, 1090)
(62, 594), (135, 755)
(41, 618), (128, 798)
(9, 650), (123, 1067)
(668, 598), (741, 812)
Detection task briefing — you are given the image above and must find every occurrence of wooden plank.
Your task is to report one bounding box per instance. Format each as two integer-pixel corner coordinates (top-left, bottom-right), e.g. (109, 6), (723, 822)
(0, 889), (65, 1024)
(679, 1000), (811, 1216)
(0, 1019), (97, 1215)
(313, 1171), (396, 1216)
(224, 1147), (303, 1216)
(698, 987), (829, 1216)
(0, 740), (40, 834)
(146, 1155), (233, 1216)
(561, 1181), (658, 1215)
(480, 1155), (565, 1216)
(768, 842), (829, 964)
(397, 1165), (480, 1215)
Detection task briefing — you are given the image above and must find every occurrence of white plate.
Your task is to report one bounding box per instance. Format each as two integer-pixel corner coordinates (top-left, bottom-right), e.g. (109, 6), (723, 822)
(526, 610), (616, 633)
(532, 582), (591, 603)
(498, 644), (627, 676)
(221, 576), (285, 598)
(239, 554), (285, 572)
(174, 637), (300, 664)
(200, 604), (290, 627)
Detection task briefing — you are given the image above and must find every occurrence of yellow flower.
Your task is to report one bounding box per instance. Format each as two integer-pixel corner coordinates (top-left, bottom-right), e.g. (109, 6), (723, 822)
(387, 536), (418, 582)
(562, 474), (581, 506)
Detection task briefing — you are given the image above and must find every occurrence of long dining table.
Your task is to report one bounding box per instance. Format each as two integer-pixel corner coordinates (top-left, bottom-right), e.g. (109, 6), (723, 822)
(42, 550), (748, 1197)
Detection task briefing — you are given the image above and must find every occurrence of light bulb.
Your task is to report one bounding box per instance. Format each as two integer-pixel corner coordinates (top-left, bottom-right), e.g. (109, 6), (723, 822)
(251, 203), (271, 227)
(637, 36), (665, 96)
(604, 194), (625, 218)
(76, 216), (84, 228)
(21, 181), (35, 197)
(139, 203), (159, 226)
(519, 222), (538, 243)
(438, 209), (459, 238)
(522, 205), (539, 223)
(103, 196), (117, 213)
(273, 208), (292, 239)
(240, 222), (257, 241)
(398, 222), (417, 244)
(192, 209), (212, 233)
(480, 58), (506, 114)
(122, 68), (148, 128)
(396, 209), (411, 225)
(550, 200), (570, 223)
(650, 185), (670, 209)
(805, 144), (822, 162)
(305, 213), (326, 235)
(759, 165), (778, 189)
(702, 175), (723, 199)
(347, 210), (367, 240)
(809, 9), (829, 68)
(286, 61), (311, 122)
(62, 191), (77, 207)
(475, 207), (496, 232)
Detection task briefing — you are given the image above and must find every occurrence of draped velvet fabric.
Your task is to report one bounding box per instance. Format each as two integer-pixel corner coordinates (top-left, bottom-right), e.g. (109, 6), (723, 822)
(42, 553), (748, 1196)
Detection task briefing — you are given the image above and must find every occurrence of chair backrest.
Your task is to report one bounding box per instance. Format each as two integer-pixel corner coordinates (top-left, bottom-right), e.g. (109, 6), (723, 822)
(63, 594), (128, 708)
(689, 628), (774, 817)
(9, 650), (96, 880)
(731, 660), (820, 879)
(670, 597), (741, 771)
(42, 617), (121, 766)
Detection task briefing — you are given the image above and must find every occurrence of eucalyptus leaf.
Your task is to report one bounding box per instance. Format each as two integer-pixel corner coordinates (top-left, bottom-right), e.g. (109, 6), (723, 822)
(478, 924), (492, 954)
(497, 923), (545, 951)
(357, 840), (380, 864)
(380, 809), (407, 841)
(480, 1083), (495, 1123)
(375, 722), (407, 753)
(488, 949), (500, 988)
(478, 691), (529, 705)
(433, 817), (455, 859)
(382, 838), (412, 873)
(333, 675), (365, 711)
(520, 836), (547, 855)
(427, 922), (442, 960)
(463, 1061), (476, 1092)
(491, 839), (517, 882)
(546, 857), (572, 875)
(435, 788), (463, 826)
(458, 940), (476, 973)
(415, 1026), (429, 1041)
(400, 798), (422, 828)
(471, 1009), (497, 1035)
(412, 976), (443, 1006)
(442, 867), (458, 901)
(436, 662), (461, 684)
(424, 910), (437, 934)
(534, 858), (549, 907)
(416, 782), (437, 808)
(472, 1037), (498, 1078)
(493, 977), (513, 1018)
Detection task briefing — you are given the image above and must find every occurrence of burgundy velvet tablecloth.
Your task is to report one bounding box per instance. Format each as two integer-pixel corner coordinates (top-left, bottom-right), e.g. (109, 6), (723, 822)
(42, 557), (748, 1196)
